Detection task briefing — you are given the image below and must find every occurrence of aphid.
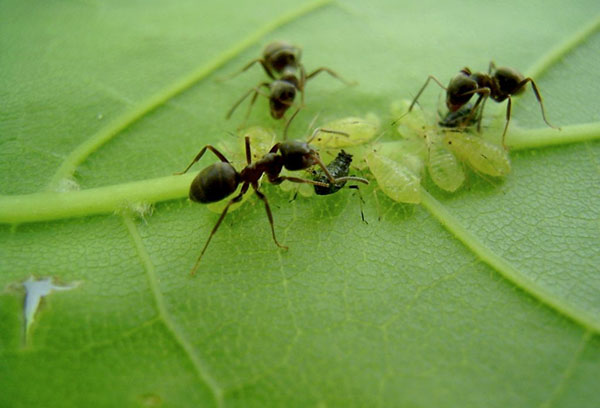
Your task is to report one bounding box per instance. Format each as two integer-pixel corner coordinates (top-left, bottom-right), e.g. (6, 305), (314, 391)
(406, 62), (558, 147)
(309, 114), (380, 149)
(225, 41), (355, 137)
(393, 101), (464, 192)
(364, 144), (422, 204)
(443, 131), (511, 177)
(423, 130), (465, 192)
(312, 150), (355, 195)
(176, 133), (368, 274)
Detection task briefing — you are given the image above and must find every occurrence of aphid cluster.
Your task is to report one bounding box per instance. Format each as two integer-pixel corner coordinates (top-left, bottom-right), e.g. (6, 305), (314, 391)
(175, 41), (558, 272)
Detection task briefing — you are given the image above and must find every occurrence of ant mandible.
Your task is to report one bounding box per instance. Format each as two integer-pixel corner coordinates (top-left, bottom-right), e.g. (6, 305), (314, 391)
(224, 41), (355, 138)
(176, 129), (369, 275)
(406, 62), (558, 147)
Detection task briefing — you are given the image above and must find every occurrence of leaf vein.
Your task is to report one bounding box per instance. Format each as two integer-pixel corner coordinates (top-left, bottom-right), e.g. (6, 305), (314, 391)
(45, 0), (335, 192)
(122, 214), (224, 408)
(420, 189), (600, 334)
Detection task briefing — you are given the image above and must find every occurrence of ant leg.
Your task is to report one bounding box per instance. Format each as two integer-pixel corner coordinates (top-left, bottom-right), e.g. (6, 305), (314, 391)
(244, 136), (252, 165)
(407, 75), (447, 113)
(306, 67), (356, 86)
(252, 185), (288, 250)
(175, 145), (231, 175)
(331, 176), (369, 185)
(520, 77), (559, 130)
(273, 175), (330, 188)
(456, 87), (490, 132)
(217, 59), (275, 82)
(501, 96), (512, 149)
(225, 82), (270, 120)
(190, 183), (250, 275)
(310, 155), (368, 186)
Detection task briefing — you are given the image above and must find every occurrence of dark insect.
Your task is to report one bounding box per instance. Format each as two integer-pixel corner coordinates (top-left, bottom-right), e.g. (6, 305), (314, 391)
(313, 150), (354, 195)
(406, 62), (558, 147)
(224, 41), (355, 138)
(312, 150), (368, 222)
(221, 41), (303, 81)
(438, 103), (478, 128)
(175, 135), (369, 275)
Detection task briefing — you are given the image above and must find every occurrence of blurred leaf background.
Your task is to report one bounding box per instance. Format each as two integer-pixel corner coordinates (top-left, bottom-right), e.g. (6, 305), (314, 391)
(1, 0), (599, 407)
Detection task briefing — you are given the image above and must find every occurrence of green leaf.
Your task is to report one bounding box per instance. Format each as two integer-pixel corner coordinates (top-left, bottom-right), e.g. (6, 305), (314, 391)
(1, 0), (599, 407)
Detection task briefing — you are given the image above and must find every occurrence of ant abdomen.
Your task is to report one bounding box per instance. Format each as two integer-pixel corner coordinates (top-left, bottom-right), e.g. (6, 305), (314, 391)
(189, 162), (240, 204)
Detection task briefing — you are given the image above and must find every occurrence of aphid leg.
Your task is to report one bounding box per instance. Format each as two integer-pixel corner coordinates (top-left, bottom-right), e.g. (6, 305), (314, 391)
(253, 184), (288, 250)
(190, 183), (250, 275)
(348, 185), (367, 224)
(519, 77), (559, 130)
(488, 61), (497, 74)
(306, 67), (357, 86)
(372, 189), (382, 221)
(175, 145), (231, 175)
(217, 58), (275, 82)
(225, 82), (270, 120)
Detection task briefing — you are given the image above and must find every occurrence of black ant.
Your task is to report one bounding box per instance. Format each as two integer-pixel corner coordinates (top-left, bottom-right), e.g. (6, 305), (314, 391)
(406, 62), (558, 147)
(175, 130), (369, 275)
(224, 41), (355, 138)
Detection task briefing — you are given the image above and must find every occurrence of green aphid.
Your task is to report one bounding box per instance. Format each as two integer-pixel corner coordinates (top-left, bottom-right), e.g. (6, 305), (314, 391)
(310, 114), (380, 149)
(393, 100), (466, 192)
(443, 131), (511, 177)
(423, 130), (465, 192)
(365, 145), (422, 204)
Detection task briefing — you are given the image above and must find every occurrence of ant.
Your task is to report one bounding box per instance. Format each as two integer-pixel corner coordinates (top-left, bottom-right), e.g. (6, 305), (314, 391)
(224, 41), (355, 138)
(406, 62), (558, 147)
(175, 129), (369, 275)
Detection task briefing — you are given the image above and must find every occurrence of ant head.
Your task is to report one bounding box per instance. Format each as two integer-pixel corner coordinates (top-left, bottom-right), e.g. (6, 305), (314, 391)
(278, 140), (318, 171)
(446, 72), (478, 112)
(269, 80), (297, 119)
(493, 66), (526, 96)
(263, 41), (301, 73)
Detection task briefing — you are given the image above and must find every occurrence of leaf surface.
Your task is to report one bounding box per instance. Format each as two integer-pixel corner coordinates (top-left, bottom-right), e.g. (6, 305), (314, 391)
(1, 0), (599, 407)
